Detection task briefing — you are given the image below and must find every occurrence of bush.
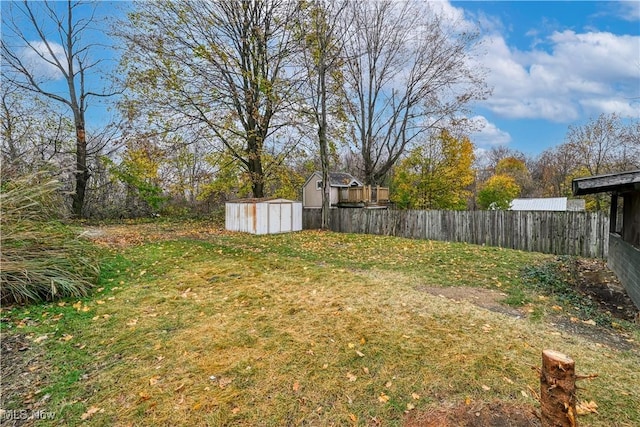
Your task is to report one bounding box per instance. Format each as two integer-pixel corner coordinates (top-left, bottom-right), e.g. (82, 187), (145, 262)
(0, 173), (100, 304)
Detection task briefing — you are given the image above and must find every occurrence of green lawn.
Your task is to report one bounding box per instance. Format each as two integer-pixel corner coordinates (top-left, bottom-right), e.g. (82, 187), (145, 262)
(2, 222), (638, 426)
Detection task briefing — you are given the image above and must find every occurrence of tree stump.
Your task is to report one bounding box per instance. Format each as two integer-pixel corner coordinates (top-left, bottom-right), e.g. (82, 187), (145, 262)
(540, 349), (577, 427)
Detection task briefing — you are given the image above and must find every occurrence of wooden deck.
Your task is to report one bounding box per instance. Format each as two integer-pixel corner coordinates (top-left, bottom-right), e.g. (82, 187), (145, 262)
(338, 186), (390, 206)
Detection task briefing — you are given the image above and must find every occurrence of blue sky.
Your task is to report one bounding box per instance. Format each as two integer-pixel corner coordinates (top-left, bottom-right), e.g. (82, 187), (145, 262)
(450, 1), (640, 155)
(3, 1), (639, 158)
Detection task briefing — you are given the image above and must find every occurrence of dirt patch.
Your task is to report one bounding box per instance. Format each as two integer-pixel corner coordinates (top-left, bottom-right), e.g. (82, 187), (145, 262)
(417, 284), (638, 352)
(573, 258), (639, 323)
(417, 286), (524, 318)
(404, 400), (540, 427)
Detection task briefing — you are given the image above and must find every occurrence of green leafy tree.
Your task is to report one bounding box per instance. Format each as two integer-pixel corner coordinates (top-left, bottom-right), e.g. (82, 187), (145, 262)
(495, 156), (534, 197)
(392, 130), (475, 210)
(107, 140), (165, 215)
(477, 174), (520, 210)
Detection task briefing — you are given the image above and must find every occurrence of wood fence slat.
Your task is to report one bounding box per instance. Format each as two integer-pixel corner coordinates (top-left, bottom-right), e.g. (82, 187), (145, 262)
(306, 208), (609, 258)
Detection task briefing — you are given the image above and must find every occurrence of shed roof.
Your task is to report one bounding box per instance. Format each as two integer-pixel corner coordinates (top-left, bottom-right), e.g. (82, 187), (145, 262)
(226, 197), (298, 204)
(510, 197), (568, 211)
(572, 170), (640, 195)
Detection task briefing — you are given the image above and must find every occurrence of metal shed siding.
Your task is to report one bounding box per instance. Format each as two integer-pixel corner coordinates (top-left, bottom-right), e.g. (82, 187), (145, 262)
(225, 199), (302, 234)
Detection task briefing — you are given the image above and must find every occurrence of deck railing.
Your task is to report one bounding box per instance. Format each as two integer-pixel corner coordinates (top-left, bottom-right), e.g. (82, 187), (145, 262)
(340, 185), (390, 205)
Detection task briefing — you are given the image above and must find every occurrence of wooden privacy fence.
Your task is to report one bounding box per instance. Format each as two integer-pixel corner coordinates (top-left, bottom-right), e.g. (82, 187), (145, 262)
(303, 209), (610, 258)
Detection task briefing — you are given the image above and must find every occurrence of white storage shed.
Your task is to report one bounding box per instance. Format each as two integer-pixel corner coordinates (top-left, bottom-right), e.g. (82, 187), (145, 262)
(225, 198), (302, 235)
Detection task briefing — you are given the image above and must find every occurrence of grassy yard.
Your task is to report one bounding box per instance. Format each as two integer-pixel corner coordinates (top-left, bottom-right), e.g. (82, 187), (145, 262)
(1, 221), (639, 426)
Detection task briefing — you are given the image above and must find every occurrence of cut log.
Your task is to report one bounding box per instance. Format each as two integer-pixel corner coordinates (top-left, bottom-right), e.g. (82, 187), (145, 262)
(540, 349), (577, 427)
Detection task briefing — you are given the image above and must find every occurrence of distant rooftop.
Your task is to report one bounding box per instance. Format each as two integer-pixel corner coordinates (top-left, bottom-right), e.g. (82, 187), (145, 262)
(510, 197), (585, 212)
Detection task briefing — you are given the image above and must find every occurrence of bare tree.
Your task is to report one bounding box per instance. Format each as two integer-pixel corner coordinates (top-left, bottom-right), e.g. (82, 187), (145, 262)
(1, 0), (115, 217)
(119, 0), (303, 199)
(295, 0), (349, 228)
(341, 0), (489, 185)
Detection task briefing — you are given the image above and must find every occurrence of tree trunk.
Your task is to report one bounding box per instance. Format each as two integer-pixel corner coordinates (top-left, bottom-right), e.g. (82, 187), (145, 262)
(71, 124), (88, 218)
(319, 63), (331, 230)
(247, 133), (265, 198)
(540, 349), (577, 427)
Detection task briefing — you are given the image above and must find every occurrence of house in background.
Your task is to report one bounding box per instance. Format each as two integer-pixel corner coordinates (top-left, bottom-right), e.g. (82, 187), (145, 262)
(573, 169), (640, 309)
(302, 171), (389, 208)
(509, 197), (586, 212)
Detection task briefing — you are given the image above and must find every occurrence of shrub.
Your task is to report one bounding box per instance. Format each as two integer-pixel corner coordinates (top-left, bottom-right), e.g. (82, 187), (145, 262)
(1, 173), (100, 304)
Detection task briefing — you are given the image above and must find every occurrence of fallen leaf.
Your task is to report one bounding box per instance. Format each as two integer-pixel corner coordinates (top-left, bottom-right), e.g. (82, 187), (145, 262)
(503, 377), (514, 384)
(61, 334), (73, 342)
(232, 407), (240, 414)
(218, 377), (233, 389)
(385, 381), (393, 388)
(127, 318), (138, 326)
(521, 390), (528, 398)
(96, 300), (105, 305)
(411, 393), (420, 400)
(139, 392), (151, 401)
(348, 343), (355, 349)
(293, 381), (300, 392)
(81, 406), (102, 420)
(406, 402), (415, 411)
(33, 335), (48, 344)
(482, 385), (491, 391)
(355, 350), (365, 357)
(378, 393), (390, 403)
(362, 367), (370, 375)
(360, 337), (366, 345)
(582, 319), (597, 326)
(576, 400), (598, 415)
(349, 413), (357, 423)
(139, 270), (147, 276)
(346, 373), (357, 382)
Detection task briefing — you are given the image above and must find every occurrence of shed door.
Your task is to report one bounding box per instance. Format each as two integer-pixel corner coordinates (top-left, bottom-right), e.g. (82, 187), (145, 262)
(280, 203), (292, 233)
(268, 203), (281, 234)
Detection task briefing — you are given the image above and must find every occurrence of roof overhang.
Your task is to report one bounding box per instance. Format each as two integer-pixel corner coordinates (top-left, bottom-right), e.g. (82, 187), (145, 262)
(572, 170), (640, 196)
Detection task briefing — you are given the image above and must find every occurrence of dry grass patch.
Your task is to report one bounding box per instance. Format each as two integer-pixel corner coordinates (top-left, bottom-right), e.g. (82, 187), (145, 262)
(2, 226), (639, 426)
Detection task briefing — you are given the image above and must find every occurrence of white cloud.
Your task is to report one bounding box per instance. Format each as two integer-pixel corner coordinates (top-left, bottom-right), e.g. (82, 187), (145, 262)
(21, 40), (67, 80)
(468, 115), (512, 147)
(616, 2), (640, 22)
(478, 26), (640, 123)
(579, 98), (640, 117)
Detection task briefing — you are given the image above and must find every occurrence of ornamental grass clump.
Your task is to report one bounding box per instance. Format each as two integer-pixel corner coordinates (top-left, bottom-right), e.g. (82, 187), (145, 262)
(0, 173), (99, 304)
